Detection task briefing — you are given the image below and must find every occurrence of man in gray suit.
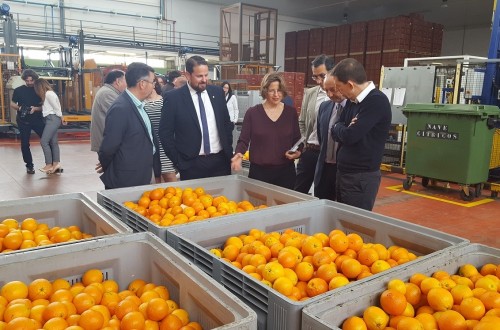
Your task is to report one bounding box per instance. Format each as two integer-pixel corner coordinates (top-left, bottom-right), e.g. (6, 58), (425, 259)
(314, 71), (347, 200)
(90, 70), (126, 152)
(295, 54), (334, 194)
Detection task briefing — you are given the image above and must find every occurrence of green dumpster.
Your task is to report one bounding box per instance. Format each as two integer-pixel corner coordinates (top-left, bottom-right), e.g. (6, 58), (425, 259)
(402, 103), (500, 200)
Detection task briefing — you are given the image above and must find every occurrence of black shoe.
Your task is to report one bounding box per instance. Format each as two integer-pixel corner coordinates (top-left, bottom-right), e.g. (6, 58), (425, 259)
(27, 167), (35, 174)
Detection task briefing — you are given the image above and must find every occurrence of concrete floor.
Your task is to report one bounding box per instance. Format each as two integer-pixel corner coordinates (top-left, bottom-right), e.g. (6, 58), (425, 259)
(0, 132), (498, 248)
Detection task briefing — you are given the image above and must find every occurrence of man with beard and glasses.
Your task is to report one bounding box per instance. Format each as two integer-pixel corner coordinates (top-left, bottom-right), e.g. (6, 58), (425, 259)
(159, 56), (233, 180)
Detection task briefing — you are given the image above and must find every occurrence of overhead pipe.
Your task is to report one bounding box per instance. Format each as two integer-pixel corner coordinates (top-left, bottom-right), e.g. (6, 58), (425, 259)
(8, 0), (175, 22)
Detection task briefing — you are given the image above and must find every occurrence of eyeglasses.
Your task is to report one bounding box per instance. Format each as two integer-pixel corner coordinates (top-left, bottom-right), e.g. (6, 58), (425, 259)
(141, 79), (156, 86)
(311, 73), (326, 81)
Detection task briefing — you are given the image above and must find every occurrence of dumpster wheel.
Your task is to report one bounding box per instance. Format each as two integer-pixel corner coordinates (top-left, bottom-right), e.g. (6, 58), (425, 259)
(403, 176), (413, 190)
(460, 187), (475, 201)
(421, 177), (430, 187)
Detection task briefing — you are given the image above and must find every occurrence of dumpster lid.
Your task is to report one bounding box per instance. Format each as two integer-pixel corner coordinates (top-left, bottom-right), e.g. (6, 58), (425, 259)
(403, 103), (500, 117)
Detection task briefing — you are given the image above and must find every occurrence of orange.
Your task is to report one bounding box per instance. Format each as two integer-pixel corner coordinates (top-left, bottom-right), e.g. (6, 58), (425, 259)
(273, 277), (294, 296)
(312, 251), (333, 268)
(3, 303), (30, 322)
(1, 281), (28, 302)
(21, 218), (38, 232)
(387, 279), (406, 295)
(121, 311), (145, 330)
(436, 310), (467, 330)
(51, 228), (71, 243)
(114, 299), (139, 320)
(2, 219), (18, 229)
(371, 244), (389, 260)
(306, 278), (328, 297)
(415, 312), (437, 330)
(357, 248), (379, 267)
(451, 284), (473, 305)
(159, 314), (183, 330)
(78, 309), (104, 330)
(380, 289), (407, 316)
(329, 275), (350, 290)
(420, 277), (440, 295)
(460, 296), (485, 320)
(83, 285), (103, 304)
(329, 233), (349, 253)
(149, 188), (165, 201)
(370, 260), (391, 274)
(316, 263), (338, 283)
(295, 262), (314, 282)
(138, 196), (151, 208)
(404, 283), (422, 306)
(301, 236), (323, 256)
(262, 262), (285, 283)
(73, 292), (96, 314)
(145, 320), (160, 330)
(140, 290), (160, 303)
(480, 263), (497, 276)
(475, 276), (498, 291)
(409, 273), (427, 286)
(342, 316), (367, 330)
(3, 232), (23, 250)
(82, 269), (104, 286)
(102, 280), (119, 293)
(50, 289), (73, 302)
(396, 317), (424, 330)
(222, 245), (239, 262)
(153, 286), (170, 300)
(42, 316), (68, 329)
(346, 233), (364, 252)
(28, 279), (53, 300)
(459, 264), (479, 278)
(278, 251), (297, 268)
(171, 308), (189, 326)
(128, 279), (147, 295)
(363, 306), (389, 330)
(427, 287), (453, 311)
(29, 304), (46, 323)
(43, 301), (68, 321)
(341, 258), (362, 279)
(480, 291), (500, 309)
(51, 279), (70, 292)
(146, 298), (169, 322)
(5, 316), (38, 330)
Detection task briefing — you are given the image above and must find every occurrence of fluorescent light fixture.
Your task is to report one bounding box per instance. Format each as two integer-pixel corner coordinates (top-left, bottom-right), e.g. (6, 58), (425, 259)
(19, 44), (45, 49)
(106, 50), (137, 56)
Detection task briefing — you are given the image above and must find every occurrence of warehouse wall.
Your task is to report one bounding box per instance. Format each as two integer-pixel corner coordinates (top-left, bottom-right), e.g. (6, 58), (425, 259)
(441, 27), (490, 57)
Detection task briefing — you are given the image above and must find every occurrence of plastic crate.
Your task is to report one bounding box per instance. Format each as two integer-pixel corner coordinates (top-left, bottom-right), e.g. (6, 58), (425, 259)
(302, 244), (498, 330)
(0, 192), (131, 252)
(97, 175), (315, 241)
(166, 199), (468, 330)
(0, 232), (257, 330)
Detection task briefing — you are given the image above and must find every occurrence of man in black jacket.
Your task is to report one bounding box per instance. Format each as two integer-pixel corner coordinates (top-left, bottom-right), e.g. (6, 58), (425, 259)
(331, 58), (392, 211)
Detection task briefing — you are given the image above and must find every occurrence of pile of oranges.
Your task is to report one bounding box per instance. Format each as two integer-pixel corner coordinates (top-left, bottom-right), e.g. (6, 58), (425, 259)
(209, 228), (417, 301)
(0, 217), (92, 253)
(123, 186), (267, 227)
(342, 263), (500, 330)
(0, 269), (202, 330)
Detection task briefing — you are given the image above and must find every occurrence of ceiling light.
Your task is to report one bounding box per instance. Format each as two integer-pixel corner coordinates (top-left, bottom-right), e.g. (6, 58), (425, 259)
(343, 13), (348, 23)
(106, 51), (137, 56)
(19, 44), (45, 49)
(441, 0), (448, 8)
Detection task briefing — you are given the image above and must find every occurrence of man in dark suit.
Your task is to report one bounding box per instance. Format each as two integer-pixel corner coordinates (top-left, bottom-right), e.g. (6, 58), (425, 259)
(314, 71), (347, 201)
(98, 62), (161, 189)
(159, 56), (233, 180)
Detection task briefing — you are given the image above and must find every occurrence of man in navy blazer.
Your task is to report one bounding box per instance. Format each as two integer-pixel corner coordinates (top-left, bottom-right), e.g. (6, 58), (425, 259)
(99, 62), (161, 189)
(314, 72), (347, 201)
(159, 56), (233, 180)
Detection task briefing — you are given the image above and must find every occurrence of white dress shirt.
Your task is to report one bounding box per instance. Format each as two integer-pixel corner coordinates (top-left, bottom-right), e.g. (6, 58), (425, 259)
(188, 83), (222, 155)
(226, 94), (239, 123)
(42, 91), (63, 118)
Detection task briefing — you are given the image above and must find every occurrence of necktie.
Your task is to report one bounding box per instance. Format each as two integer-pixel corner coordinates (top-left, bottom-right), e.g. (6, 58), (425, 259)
(327, 103), (343, 163)
(197, 91), (211, 155)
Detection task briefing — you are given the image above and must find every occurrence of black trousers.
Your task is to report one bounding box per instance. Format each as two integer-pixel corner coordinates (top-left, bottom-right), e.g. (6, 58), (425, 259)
(314, 163), (337, 201)
(180, 152), (231, 181)
(294, 148), (319, 193)
(336, 169), (381, 211)
(249, 162), (296, 190)
(18, 118), (45, 168)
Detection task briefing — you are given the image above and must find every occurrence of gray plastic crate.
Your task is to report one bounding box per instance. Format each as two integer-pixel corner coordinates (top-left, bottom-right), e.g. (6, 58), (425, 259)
(0, 192), (131, 252)
(166, 199), (468, 330)
(302, 244), (499, 330)
(96, 174), (315, 240)
(0, 232), (257, 330)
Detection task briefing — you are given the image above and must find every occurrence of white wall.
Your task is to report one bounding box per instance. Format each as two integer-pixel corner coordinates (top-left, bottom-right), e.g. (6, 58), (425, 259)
(441, 27), (490, 57)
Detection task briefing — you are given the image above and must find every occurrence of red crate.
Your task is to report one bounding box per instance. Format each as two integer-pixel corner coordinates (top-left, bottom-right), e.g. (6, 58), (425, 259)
(349, 53), (365, 66)
(295, 58), (310, 85)
(308, 28), (324, 57)
(335, 24), (351, 55)
(365, 52), (383, 70)
(296, 30), (310, 58)
(285, 31), (297, 58)
(349, 22), (367, 54)
(382, 50), (409, 67)
(366, 19), (385, 52)
(334, 54), (348, 65)
(295, 72), (305, 83)
(322, 26), (337, 56)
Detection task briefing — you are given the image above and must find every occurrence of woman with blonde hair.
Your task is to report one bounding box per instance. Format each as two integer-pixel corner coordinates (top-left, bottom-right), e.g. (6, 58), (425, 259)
(34, 79), (65, 174)
(231, 72), (302, 189)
